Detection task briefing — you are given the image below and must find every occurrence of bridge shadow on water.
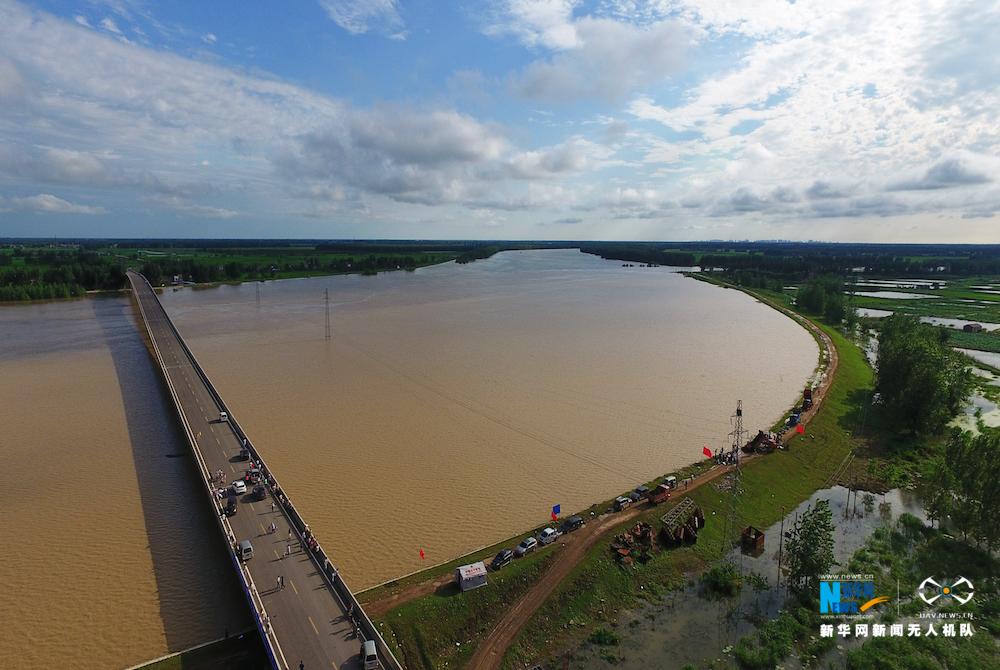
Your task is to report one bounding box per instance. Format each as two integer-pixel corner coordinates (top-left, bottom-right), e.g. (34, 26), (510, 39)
(91, 295), (251, 654)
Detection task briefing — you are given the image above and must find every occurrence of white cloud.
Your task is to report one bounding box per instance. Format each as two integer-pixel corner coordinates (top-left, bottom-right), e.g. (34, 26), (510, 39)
(1, 193), (106, 214)
(485, 0), (581, 49)
(512, 18), (688, 102)
(488, 3), (689, 102)
(318, 0), (403, 35)
(146, 194), (237, 219)
(99, 16), (122, 35)
(201, 32), (217, 44)
(74, 15), (91, 28)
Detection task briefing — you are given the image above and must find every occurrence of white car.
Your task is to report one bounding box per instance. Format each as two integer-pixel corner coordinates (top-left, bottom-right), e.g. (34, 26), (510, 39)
(231, 480), (247, 495)
(537, 527), (560, 545)
(513, 536), (538, 557)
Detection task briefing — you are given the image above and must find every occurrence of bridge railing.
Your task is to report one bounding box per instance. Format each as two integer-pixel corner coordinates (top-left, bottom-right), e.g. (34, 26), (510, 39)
(130, 272), (403, 670)
(127, 273), (289, 670)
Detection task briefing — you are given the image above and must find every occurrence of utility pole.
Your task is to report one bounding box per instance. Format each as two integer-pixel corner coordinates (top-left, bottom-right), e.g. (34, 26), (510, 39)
(324, 288), (331, 340)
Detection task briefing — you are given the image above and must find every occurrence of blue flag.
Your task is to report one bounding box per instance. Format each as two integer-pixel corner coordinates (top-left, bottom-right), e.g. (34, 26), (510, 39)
(552, 504), (561, 515)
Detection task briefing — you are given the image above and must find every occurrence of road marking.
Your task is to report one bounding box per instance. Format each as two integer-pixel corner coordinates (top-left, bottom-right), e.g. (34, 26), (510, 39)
(290, 579), (299, 595)
(307, 615), (319, 636)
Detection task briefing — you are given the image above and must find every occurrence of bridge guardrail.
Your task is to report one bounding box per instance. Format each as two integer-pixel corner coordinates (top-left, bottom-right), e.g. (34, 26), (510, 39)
(129, 272), (403, 670)
(127, 272), (288, 670)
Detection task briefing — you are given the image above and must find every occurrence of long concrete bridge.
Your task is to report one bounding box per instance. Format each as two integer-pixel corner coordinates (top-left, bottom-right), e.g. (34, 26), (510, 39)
(127, 271), (402, 670)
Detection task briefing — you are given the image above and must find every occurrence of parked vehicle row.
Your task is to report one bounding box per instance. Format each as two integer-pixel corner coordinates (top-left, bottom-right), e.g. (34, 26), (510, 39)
(492, 514), (587, 571)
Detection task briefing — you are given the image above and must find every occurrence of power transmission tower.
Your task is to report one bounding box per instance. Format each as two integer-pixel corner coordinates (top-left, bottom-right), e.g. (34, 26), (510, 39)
(722, 400), (747, 560)
(324, 288), (331, 340)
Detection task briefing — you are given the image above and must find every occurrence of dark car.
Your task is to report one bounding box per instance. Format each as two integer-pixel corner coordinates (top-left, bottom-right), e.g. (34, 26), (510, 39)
(559, 516), (584, 534)
(238, 447), (251, 461)
(224, 494), (238, 516)
(490, 549), (514, 571)
(252, 484), (266, 501)
(634, 485), (650, 498)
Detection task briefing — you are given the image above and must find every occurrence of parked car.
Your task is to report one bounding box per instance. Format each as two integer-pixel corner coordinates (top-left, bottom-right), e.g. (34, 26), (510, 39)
(238, 447), (251, 461)
(490, 549), (514, 571)
(231, 480), (247, 495)
(559, 516), (584, 533)
(614, 496), (632, 512)
(219, 411), (228, 422)
(238, 539), (254, 561)
(361, 639), (380, 670)
(662, 475), (678, 489)
(514, 537), (538, 557)
(252, 484), (266, 501)
(224, 494), (237, 516)
(537, 527), (560, 545)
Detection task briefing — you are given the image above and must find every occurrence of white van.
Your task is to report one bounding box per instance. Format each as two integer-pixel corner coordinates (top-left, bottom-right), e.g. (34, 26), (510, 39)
(238, 539), (254, 561)
(219, 411), (229, 422)
(361, 639), (380, 669)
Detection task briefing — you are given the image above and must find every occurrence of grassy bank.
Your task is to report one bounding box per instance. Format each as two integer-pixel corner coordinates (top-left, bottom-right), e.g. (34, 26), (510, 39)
(377, 549), (557, 669)
(502, 310), (871, 668)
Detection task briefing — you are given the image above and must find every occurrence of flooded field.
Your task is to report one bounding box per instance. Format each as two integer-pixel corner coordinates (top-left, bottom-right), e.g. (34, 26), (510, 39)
(574, 486), (927, 669)
(1, 249), (817, 667)
(0, 297), (249, 670)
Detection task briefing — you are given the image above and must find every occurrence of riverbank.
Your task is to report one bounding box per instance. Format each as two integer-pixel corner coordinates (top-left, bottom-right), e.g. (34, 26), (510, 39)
(361, 271), (848, 669)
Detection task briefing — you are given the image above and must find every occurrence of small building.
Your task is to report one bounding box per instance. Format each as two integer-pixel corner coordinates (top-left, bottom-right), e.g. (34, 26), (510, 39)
(741, 526), (765, 553)
(455, 562), (488, 592)
(963, 323), (984, 333)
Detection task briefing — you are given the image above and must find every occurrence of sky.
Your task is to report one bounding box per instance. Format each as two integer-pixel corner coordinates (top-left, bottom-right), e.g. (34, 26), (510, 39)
(0, 0), (998, 241)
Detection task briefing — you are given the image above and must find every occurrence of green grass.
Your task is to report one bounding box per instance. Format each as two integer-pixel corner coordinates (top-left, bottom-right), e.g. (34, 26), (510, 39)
(947, 329), (1000, 354)
(135, 633), (268, 670)
(375, 548), (558, 670)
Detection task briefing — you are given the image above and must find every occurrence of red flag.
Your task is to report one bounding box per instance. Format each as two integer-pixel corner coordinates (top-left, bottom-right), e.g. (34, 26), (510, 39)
(702, 446), (713, 458)
(551, 511), (558, 521)
(419, 548), (425, 559)
(795, 424), (805, 435)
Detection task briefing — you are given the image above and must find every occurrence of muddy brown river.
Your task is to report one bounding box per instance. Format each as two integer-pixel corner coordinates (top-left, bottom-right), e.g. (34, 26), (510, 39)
(1, 249), (817, 668)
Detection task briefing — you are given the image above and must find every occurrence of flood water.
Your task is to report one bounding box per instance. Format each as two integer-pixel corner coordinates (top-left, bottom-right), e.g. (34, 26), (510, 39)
(1, 249), (816, 667)
(0, 297), (249, 669)
(575, 486), (927, 670)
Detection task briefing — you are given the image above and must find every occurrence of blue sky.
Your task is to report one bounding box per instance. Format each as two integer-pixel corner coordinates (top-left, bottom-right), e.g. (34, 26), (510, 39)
(0, 0), (998, 241)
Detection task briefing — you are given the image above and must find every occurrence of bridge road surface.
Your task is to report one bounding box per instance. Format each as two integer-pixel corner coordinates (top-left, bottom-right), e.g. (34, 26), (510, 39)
(129, 273), (363, 670)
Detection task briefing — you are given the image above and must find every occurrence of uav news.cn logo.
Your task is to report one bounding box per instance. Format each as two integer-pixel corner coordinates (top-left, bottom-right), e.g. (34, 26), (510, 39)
(918, 577), (974, 606)
(820, 578), (889, 615)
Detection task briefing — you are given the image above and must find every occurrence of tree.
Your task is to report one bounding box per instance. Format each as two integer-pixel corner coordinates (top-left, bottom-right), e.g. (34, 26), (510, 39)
(943, 431), (1000, 550)
(918, 453), (954, 529)
(785, 500), (835, 595)
(797, 281), (826, 314)
(875, 315), (973, 434)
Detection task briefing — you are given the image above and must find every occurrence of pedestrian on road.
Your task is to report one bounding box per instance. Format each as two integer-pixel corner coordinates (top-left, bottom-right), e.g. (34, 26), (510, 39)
(287, 529), (293, 541)
(276, 576), (281, 591)
(299, 662), (304, 670)
(270, 501), (275, 512)
(285, 542), (291, 557)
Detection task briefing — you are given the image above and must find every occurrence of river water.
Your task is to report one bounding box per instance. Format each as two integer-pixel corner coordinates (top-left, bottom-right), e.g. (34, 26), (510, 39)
(1, 249), (816, 668)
